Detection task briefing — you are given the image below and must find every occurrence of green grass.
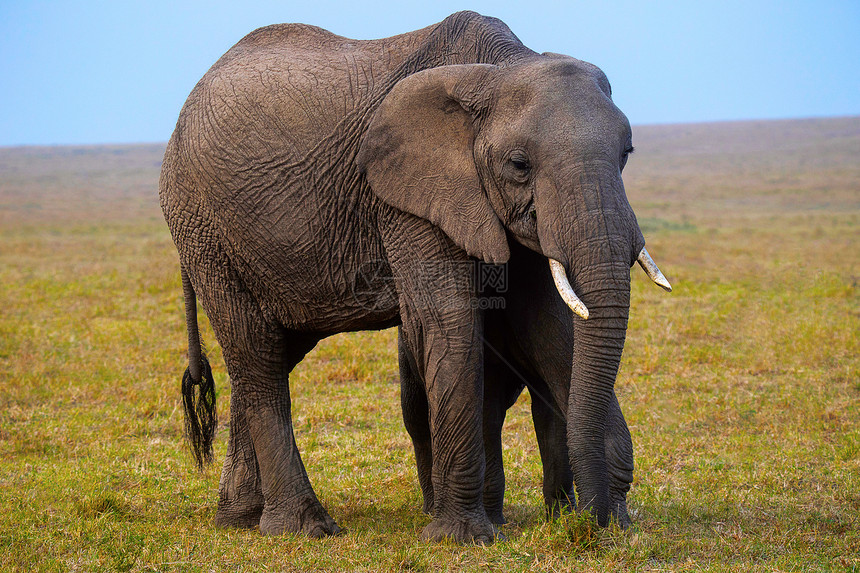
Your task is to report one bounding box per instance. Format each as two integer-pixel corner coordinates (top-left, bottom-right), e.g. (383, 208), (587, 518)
(1, 118), (858, 571)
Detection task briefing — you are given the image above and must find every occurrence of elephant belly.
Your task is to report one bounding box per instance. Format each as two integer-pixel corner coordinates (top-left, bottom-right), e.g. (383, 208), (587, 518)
(217, 195), (400, 334)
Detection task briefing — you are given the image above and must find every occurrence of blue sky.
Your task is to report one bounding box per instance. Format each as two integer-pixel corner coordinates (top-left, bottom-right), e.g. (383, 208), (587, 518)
(1, 0), (858, 146)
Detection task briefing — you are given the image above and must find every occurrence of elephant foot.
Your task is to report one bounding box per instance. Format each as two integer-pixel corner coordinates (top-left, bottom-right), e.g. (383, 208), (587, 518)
(259, 496), (342, 538)
(214, 497), (264, 529)
(420, 516), (504, 545)
(486, 510), (507, 525)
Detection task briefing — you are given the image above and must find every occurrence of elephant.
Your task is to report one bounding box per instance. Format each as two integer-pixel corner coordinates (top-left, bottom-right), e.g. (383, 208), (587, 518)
(399, 243), (638, 528)
(159, 11), (671, 544)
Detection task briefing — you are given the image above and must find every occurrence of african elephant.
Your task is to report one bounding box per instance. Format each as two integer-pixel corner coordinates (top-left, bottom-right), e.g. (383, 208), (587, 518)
(160, 11), (670, 544)
(399, 243), (638, 528)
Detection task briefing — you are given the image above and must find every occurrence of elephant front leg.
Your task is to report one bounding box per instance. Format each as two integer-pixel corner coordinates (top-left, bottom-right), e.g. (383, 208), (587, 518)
(384, 219), (500, 543)
(480, 343), (529, 525)
(422, 356), (496, 544)
(530, 386), (630, 524)
(400, 310), (498, 545)
(481, 394), (508, 525)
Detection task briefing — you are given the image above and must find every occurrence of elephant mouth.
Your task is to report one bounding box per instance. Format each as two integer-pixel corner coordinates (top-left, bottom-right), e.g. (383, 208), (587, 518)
(548, 247), (671, 320)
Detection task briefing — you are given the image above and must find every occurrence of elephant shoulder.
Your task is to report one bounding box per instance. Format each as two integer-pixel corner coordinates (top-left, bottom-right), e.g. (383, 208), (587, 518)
(435, 11), (533, 65)
(225, 23), (357, 57)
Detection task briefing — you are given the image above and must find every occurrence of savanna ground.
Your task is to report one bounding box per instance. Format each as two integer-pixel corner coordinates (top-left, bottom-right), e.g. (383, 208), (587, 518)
(0, 117), (857, 572)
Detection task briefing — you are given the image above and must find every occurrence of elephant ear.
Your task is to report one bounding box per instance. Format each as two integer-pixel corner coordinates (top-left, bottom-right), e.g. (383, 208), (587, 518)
(356, 64), (510, 264)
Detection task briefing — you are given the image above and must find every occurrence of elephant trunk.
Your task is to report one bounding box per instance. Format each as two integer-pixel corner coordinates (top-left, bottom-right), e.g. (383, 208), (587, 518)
(534, 161), (647, 525)
(566, 260), (631, 525)
(549, 245), (670, 525)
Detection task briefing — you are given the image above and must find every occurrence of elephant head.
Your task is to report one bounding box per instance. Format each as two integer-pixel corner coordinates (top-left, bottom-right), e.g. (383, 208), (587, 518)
(357, 54), (670, 525)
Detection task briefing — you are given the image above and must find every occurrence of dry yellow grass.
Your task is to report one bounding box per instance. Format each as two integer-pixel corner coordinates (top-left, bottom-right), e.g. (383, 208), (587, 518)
(0, 117), (857, 571)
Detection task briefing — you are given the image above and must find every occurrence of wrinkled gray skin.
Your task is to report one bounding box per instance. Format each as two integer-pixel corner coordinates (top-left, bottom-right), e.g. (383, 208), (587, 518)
(161, 11), (646, 543)
(399, 241), (633, 527)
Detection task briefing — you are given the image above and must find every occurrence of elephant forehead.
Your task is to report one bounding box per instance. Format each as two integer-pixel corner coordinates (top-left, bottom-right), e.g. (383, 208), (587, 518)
(489, 69), (614, 130)
(498, 57), (610, 97)
(491, 87), (625, 149)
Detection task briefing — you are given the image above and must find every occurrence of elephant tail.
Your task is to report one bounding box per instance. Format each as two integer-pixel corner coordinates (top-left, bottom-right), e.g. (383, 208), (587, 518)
(180, 265), (217, 469)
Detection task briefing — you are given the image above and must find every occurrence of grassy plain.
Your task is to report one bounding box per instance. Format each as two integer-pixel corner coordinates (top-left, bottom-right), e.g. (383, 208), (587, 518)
(0, 117), (858, 571)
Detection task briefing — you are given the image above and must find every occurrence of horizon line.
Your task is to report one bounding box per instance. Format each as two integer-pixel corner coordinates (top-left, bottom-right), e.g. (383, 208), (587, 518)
(1, 113), (858, 149)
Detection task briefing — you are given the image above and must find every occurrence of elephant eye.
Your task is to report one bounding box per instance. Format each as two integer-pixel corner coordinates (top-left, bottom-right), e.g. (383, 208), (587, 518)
(510, 158), (531, 171)
(504, 151), (532, 183)
(621, 145), (635, 170)
(508, 152), (531, 173)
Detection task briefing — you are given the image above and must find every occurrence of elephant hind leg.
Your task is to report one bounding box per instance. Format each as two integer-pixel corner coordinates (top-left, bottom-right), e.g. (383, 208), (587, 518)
(244, 360), (340, 538)
(398, 328), (434, 516)
(221, 324), (336, 537)
(214, 378), (264, 529)
(529, 378), (574, 518)
(197, 261), (337, 536)
(481, 338), (527, 525)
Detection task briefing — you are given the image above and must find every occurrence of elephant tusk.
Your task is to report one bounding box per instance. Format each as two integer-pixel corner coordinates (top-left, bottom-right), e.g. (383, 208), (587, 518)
(637, 247), (672, 292)
(549, 259), (589, 320)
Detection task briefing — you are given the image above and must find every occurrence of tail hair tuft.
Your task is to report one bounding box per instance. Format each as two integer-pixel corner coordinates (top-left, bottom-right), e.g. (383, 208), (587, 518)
(181, 354), (217, 469)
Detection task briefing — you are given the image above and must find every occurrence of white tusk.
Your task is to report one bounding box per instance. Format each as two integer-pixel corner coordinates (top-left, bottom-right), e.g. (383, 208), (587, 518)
(637, 247), (672, 292)
(549, 259), (589, 320)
